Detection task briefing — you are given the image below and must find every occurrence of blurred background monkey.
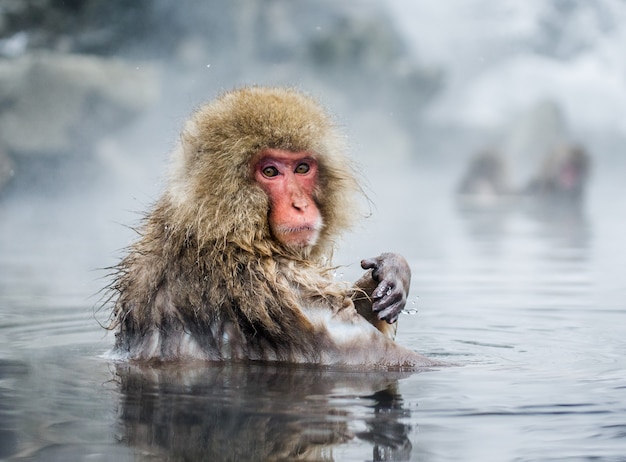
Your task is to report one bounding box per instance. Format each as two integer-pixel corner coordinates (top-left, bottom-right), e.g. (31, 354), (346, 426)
(106, 86), (437, 368)
(524, 143), (591, 202)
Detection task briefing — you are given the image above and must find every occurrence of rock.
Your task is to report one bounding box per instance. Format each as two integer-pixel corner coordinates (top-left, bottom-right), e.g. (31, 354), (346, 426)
(0, 52), (159, 157)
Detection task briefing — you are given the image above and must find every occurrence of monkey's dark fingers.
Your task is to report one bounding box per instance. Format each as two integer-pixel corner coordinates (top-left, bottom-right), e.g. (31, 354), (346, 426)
(372, 291), (402, 308)
(360, 258), (377, 269)
(374, 302), (403, 324)
(361, 257), (382, 281)
(372, 280), (406, 321)
(371, 280), (394, 301)
(372, 285), (403, 313)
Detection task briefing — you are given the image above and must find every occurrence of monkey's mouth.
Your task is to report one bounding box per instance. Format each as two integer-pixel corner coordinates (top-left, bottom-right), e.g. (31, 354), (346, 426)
(280, 224), (318, 233)
(274, 222), (323, 248)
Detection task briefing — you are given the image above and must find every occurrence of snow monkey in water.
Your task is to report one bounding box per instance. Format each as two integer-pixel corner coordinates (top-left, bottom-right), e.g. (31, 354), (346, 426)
(107, 86), (438, 368)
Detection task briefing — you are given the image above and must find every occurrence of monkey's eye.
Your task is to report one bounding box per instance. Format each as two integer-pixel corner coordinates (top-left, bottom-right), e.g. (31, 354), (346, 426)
(262, 166), (280, 178)
(295, 162), (310, 174)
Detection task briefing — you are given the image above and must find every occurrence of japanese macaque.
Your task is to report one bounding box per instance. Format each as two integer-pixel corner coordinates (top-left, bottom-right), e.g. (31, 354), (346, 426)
(106, 86), (437, 368)
(456, 149), (511, 201)
(524, 143), (591, 202)
(457, 144), (591, 205)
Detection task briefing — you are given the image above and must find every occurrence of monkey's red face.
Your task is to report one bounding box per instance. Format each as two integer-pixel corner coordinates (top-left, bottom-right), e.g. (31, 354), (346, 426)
(254, 149), (323, 249)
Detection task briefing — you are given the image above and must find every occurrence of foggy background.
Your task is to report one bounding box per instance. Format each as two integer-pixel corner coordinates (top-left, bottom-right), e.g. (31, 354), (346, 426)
(0, 0), (624, 303)
(2, 3), (626, 460)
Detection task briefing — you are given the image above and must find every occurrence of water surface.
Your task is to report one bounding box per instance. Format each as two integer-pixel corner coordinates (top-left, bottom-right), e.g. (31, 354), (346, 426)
(1, 156), (625, 461)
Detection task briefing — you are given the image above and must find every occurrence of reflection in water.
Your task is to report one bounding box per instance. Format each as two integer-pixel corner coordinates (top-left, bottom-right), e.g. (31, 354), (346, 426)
(524, 199), (590, 253)
(457, 193), (590, 258)
(455, 200), (515, 252)
(115, 362), (415, 461)
(0, 359), (28, 459)
(357, 387), (412, 461)
(454, 194), (591, 318)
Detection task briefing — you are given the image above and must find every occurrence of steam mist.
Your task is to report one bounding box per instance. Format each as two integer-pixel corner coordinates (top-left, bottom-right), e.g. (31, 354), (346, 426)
(0, 0), (625, 305)
(2, 3), (626, 460)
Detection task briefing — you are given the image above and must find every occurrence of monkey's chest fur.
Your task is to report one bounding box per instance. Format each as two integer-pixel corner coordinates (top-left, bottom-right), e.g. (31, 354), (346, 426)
(115, 249), (332, 361)
(114, 293), (377, 365)
(110, 241), (428, 368)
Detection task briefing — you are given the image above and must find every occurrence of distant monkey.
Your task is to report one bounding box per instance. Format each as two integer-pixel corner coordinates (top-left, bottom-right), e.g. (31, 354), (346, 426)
(457, 149), (510, 200)
(525, 143), (591, 201)
(106, 87), (437, 368)
(457, 144), (591, 204)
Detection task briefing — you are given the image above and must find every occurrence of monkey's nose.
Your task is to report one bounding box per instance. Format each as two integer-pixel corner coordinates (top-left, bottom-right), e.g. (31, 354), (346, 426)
(292, 195), (309, 211)
(287, 178), (309, 211)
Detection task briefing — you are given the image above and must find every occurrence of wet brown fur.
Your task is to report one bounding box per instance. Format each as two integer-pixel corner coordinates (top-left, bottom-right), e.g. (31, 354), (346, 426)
(107, 86), (436, 368)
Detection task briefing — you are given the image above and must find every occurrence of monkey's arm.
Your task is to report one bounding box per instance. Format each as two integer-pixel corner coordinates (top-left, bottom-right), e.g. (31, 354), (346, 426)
(351, 253), (411, 338)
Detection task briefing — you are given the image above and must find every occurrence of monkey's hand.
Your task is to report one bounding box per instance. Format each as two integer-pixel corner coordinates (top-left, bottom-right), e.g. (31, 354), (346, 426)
(358, 252), (411, 325)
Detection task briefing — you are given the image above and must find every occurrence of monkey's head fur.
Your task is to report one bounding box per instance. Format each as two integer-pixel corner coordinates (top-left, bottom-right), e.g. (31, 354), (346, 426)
(108, 87), (382, 361)
(165, 86), (362, 261)
(108, 87), (365, 359)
